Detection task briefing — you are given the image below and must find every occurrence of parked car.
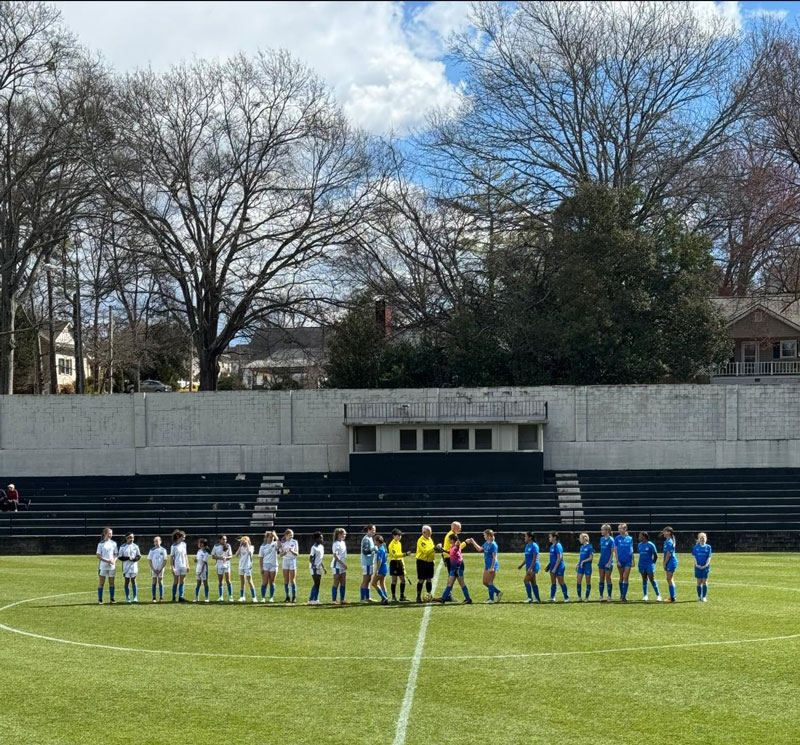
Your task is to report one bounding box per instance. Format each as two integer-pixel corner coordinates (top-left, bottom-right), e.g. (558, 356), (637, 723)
(139, 379), (172, 393)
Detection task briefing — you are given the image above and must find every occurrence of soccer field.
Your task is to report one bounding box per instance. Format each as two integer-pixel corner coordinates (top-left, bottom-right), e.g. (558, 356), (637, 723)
(1, 553), (798, 745)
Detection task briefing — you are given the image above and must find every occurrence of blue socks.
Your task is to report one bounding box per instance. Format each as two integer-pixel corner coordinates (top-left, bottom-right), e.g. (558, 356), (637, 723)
(607, 582), (613, 598)
(204, 585), (208, 600)
(533, 584), (540, 601)
(332, 586), (338, 602)
(261, 584), (267, 600)
(285, 583), (290, 599)
(697, 585), (702, 599)
(196, 585), (200, 600)
(125, 585), (130, 601)
(669, 583), (676, 600)
(643, 579), (649, 596)
(152, 582), (157, 600)
(292, 582), (296, 600)
(178, 584), (184, 599)
(462, 585), (471, 601)
(226, 581), (233, 599)
(441, 585), (453, 602)
(339, 584), (346, 602)
(218, 582), (223, 598)
(488, 585), (495, 601)
(585, 583), (591, 600)
(620, 582), (628, 599)
(172, 584), (177, 601)
(560, 583), (568, 599)
(109, 586), (115, 601)
(525, 582), (532, 600)
(702, 584), (708, 599)
(98, 587), (103, 603)
(550, 583), (557, 600)
(651, 580), (660, 596)
(599, 581), (604, 597)
(576, 583), (581, 599)
(270, 584), (275, 599)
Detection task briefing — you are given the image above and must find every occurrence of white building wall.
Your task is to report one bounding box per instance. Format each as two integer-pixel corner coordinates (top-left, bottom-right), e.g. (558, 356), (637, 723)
(2, 385), (800, 476)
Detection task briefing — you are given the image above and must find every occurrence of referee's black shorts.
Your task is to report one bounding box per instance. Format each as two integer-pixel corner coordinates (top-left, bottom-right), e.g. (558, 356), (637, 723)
(416, 559), (434, 580)
(389, 559), (406, 577)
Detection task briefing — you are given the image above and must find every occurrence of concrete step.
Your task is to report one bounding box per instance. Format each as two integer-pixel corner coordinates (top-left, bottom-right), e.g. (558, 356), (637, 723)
(555, 473), (577, 478)
(258, 489), (282, 495)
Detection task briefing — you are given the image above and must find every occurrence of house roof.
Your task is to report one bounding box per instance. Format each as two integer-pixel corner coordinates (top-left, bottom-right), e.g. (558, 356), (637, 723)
(229, 326), (331, 365)
(711, 296), (800, 330)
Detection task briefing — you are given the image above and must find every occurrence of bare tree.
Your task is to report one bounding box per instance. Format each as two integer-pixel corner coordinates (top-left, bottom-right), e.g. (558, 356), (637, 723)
(422, 1), (771, 225)
(0, 2), (105, 393)
(94, 51), (373, 390)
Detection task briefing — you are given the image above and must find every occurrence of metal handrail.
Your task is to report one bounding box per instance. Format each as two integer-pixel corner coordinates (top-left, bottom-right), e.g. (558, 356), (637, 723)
(344, 399), (548, 423)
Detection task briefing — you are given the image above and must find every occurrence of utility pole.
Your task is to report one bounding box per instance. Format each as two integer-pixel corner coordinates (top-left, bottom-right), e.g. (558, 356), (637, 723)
(73, 284), (85, 394)
(189, 334), (194, 392)
(46, 269), (57, 394)
(108, 305), (113, 394)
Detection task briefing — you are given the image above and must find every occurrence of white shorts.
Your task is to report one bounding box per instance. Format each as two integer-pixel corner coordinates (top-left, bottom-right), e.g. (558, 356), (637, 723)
(262, 563), (278, 574)
(282, 559), (297, 571)
(239, 568), (253, 577)
(310, 567), (323, 576)
(216, 562), (231, 575)
(333, 566), (346, 575)
(172, 567), (188, 576)
(98, 564), (116, 577)
(123, 568), (139, 579)
(196, 567), (208, 581)
(361, 562), (373, 576)
(151, 570), (164, 580)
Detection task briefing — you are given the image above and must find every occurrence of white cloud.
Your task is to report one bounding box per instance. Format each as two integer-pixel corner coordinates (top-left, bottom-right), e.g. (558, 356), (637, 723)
(54, 1), (465, 135)
(745, 7), (789, 21)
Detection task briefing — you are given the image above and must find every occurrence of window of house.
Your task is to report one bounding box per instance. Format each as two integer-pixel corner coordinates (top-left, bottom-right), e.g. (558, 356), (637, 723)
(475, 428), (493, 450)
(754, 310), (764, 323)
(452, 428), (469, 450)
(399, 429), (418, 451)
(517, 424), (539, 451)
(780, 340), (797, 359)
(58, 358), (72, 375)
(353, 426), (377, 452)
(422, 429), (440, 451)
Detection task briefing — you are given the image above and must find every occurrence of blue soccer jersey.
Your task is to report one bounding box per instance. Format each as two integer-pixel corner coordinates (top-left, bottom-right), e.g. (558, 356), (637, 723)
(598, 536), (614, 569)
(578, 542), (594, 573)
(692, 543), (712, 567)
(548, 542), (566, 573)
(483, 540), (499, 571)
(663, 538), (678, 567)
(524, 541), (540, 571)
(376, 545), (388, 575)
(614, 534), (634, 564)
(637, 541), (657, 570)
(360, 535), (375, 567)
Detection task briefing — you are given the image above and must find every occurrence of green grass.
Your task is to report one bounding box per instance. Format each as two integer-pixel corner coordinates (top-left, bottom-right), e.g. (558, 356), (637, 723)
(1, 552), (798, 745)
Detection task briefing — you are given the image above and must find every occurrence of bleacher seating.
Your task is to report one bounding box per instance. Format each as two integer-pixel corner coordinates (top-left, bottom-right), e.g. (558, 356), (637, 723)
(272, 473), (561, 536)
(577, 469), (800, 532)
(0, 474), (262, 537)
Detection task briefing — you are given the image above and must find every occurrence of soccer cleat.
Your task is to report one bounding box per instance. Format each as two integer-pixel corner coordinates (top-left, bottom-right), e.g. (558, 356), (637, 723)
(702, 597), (708, 603)
(549, 598), (556, 603)
(109, 600), (116, 604)
(178, 597), (186, 603)
(126, 599), (132, 604)
(495, 590), (503, 603)
(152, 599), (157, 604)
(218, 596), (224, 602)
(523, 598), (533, 604)
(229, 597), (234, 602)
(98, 601), (103, 605)
(668, 597), (676, 603)
(132, 598), (138, 604)
(381, 598), (389, 605)
(643, 595), (649, 602)
(400, 596), (410, 602)
(462, 599), (473, 604)
(252, 597), (258, 603)
(204, 598), (209, 603)
(577, 597), (583, 603)
(484, 599), (495, 604)
(656, 596), (663, 602)
(563, 597), (570, 603)
(193, 599), (198, 603)
(268, 598), (274, 603)
(238, 597), (246, 603)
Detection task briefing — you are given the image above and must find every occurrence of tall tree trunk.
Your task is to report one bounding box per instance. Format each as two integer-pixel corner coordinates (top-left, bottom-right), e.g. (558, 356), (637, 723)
(0, 270), (16, 394)
(198, 350), (219, 391)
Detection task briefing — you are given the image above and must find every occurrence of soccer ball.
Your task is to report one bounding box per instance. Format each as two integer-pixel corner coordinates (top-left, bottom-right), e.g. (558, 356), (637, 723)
(423, 593), (433, 603)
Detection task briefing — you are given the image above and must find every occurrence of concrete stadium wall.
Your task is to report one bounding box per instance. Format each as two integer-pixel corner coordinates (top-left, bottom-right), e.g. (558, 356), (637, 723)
(2, 385), (800, 477)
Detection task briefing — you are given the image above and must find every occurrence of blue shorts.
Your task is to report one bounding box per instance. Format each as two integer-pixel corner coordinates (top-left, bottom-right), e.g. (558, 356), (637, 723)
(665, 559), (678, 573)
(577, 565), (592, 576)
(617, 559), (633, 569)
(694, 567), (710, 579)
(549, 563), (565, 577)
(378, 566), (388, 577)
(638, 564), (655, 575)
(484, 561), (499, 572)
(598, 559), (614, 572)
(448, 562), (464, 578)
(525, 562), (540, 574)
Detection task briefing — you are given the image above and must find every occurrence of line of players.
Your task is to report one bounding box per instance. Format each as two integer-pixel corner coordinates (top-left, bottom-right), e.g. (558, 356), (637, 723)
(94, 521), (713, 605)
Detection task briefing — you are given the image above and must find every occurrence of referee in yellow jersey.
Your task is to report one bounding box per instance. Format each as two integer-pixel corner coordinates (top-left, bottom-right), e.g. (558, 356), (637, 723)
(415, 525), (435, 602)
(388, 528), (411, 602)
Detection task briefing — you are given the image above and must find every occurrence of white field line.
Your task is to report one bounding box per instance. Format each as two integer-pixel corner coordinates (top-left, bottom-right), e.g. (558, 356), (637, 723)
(392, 561), (443, 745)
(0, 582), (798, 663)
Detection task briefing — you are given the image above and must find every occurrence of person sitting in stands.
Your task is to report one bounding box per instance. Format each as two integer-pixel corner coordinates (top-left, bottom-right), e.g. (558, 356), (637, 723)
(5, 484), (28, 511)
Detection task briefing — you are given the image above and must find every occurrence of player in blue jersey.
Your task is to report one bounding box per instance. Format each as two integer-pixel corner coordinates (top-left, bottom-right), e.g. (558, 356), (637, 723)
(637, 531), (661, 602)
(614, 523), (634, 602)
(468, 529), (503, 603)
(576, 532), (594, 602)
(692, 532), (712, 602)
(370, 534), (390, 605)
(661, 526), (678, 603)
(517, 531), (541, 603)
(545, 531), (569, 602)
(360, 524), (377, 602)
(597, 523), (615, 602)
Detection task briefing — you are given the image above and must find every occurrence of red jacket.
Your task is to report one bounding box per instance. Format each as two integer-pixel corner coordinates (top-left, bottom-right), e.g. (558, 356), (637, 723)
(6, 488), (19, 503)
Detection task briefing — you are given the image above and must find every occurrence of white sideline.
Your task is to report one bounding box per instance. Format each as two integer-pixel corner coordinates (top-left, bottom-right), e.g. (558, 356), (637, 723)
(392, 561), (443, 745)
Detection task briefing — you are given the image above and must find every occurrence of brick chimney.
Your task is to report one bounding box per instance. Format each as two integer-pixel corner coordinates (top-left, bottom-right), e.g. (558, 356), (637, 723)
(375, 298), (391, 337)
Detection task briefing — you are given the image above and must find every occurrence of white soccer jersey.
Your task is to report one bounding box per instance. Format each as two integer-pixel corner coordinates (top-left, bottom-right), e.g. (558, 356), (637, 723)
(96, 539), (118, 567)
(281, 539), (299, 568)
(310, 543), (324, 574)
(259, 540), (278, 569)
(119, 542), (141, 576)
(196, 549), (210, 577)
(212, 543), (232, 573)
(331, 540), (347, 571)
(238, 545), (254, 574)
(148, 546), (167, 574)
(170, 541), (188, 570)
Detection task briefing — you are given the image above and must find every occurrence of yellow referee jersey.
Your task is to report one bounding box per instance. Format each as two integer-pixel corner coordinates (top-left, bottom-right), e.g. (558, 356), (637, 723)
(416, 535), (435, 562)
(442, 531), (466, 559)
(388, 538), (405, 563)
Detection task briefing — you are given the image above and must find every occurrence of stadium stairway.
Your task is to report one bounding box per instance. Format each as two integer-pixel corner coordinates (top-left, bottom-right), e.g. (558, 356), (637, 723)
(577, 469), (800, 534)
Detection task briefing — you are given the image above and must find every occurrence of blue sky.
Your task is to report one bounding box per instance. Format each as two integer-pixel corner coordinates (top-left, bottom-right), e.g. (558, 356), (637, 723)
(54, 1), (800, 135)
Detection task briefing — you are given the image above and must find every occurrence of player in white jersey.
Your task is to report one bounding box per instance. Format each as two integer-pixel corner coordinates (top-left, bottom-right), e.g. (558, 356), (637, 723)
(119, 533), (142, 604)
(360, 524), (377, 602)
(211, 534), (234, 602)
(308, 532), (326, 605)
(237, 536), (257, 602)
(194, 538), (211, 602)
(170, 529), (189, 603)
(330, 527), (348, 604)
(258, 530), (279, 603)
(96, 527), (118, 604)
(280, 528), (299, 603)
(148, 535), (168, 602)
